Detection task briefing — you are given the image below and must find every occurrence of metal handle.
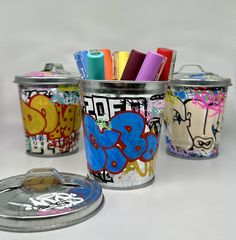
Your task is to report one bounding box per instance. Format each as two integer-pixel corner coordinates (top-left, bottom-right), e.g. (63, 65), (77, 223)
(0, 168), (80, 193)
(22, 168), (64, 185)
(43, 63), (64, 72)
(178, 64), (206, 73)
(22, 168), (81, 189)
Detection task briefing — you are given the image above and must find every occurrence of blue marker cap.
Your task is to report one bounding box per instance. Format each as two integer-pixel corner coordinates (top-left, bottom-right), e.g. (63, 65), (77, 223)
(74, 50), (88, 79)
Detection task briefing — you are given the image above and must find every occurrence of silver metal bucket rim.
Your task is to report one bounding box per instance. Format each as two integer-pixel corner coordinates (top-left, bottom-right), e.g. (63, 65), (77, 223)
(14, 76), (80, 85)
(168, 78), (232, 87)
(79, 79), (168, 93)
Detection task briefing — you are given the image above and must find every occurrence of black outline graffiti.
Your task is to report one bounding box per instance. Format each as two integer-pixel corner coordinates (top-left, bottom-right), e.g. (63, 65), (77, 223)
(150, 93), (165, 100)
(24, 90), (53, 99)
(147, 117), (161, 136)
(165, 89), (225, 151)
(91, 170), (114, 183)
(83, 94), (164, 122)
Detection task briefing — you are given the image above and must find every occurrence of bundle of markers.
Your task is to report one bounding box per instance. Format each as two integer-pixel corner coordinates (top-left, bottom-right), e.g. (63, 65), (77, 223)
(74, 48), (176, 81)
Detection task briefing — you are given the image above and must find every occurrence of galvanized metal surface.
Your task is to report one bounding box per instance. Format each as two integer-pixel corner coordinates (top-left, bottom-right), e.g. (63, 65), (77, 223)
(171, 64), (231, 87)
(0, 168), (104, 232)
(80, 79), (168, 94)
(80, 80), (166, 190)
(14, 63), (80, 85)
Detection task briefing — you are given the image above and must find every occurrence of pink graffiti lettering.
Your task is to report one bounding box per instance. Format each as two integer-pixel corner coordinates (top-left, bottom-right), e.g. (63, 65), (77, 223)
(192, 91), (226, 117)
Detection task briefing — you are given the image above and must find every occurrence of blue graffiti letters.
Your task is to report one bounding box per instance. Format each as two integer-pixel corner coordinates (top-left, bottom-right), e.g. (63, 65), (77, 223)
(83, 111), (158, 174)
(84, 114), (120, 148)
(111, 112), (147, 160)
(84, 137), (106, 172)
(106, 147), (127, 173)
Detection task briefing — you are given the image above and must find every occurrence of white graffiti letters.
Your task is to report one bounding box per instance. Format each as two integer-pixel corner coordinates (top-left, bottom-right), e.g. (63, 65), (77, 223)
(9, 192), (84, 212)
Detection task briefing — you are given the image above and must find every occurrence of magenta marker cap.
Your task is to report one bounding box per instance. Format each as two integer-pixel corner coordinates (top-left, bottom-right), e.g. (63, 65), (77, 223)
(136, 50), (165, 81)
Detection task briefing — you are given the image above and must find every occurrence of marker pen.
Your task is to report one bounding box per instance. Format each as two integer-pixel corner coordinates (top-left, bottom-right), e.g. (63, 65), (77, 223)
(74, 50), (88, 79)
(120, 49), (146, 80)
(113, 51), (129, 80)
(100, 49), (112, 80)
(157, 48), (176, 81)
(87, 50), (104, 80)
(136, 50), (166, 81)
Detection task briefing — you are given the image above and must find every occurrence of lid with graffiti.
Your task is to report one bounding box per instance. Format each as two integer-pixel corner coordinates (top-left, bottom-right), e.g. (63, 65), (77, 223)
(14, 63), (80, 85)
(0, 168), (104, 232)
(170, 64), (231, 87)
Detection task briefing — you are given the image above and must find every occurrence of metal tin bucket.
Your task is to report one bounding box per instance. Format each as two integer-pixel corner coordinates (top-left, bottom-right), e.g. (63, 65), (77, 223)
(14, 63), (81, 157)
(80, 80), (167, 189)
(164, 65), (232, 159)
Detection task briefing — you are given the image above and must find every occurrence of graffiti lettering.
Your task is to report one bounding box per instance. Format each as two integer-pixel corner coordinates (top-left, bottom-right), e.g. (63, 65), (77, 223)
(84, 96), (148, 120)
(192, 91), (226, 117)
(83, 111), (158, 174)
(22, 95), (81, 137)
(119, 159), (155, 178)
(91, 170), (114, 183)
(60, 91), (80, 104)
(48, 132), (79, 153)
(20, 90), (81, 155)
(82, 94), (164, 185)
(24, 90), (53, 99)
(8, 192), (84, 212)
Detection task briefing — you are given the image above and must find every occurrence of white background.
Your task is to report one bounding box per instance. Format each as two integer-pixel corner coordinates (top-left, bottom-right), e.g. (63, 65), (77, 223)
(0, 0), (236, 239)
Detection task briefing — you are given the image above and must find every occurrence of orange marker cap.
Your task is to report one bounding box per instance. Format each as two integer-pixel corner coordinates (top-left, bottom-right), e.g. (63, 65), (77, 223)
(100, 49), (113, 80)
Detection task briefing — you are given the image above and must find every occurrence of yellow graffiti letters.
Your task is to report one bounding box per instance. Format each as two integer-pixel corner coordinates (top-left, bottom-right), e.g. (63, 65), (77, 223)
(21, 94), (81, 138)
(30, 95), (58, 133)
(165, 91), (178, 105)
(119, 159), (154, 178)
(21, 101), (46, 135)
(73, 104), (82, 131)
(49, 104), (77, 139)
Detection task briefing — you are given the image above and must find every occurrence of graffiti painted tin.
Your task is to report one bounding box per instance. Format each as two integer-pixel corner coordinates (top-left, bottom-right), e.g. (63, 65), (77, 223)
(0, 168), (104, 232)
(80, 80), (167, 190)
(164, 65), (232, 159)
(15, 64), (82, 157)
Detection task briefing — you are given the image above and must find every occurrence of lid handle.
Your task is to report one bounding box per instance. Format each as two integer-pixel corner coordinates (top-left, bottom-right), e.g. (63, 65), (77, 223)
(177, 64), (206, 73)
(43, 63), (64, 72)
(22, 168), (65, 185)
(0, 168), (81, 193)
(22, 168), (81, 191)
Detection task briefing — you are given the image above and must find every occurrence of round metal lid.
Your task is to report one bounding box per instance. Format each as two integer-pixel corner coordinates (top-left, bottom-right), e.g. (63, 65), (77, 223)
(14, 63), (80, 85)
(170, 64), (231, 87)
(0, 168), (104, 232)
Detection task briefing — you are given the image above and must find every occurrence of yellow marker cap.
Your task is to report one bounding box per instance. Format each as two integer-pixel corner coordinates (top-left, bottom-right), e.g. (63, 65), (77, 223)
(117, 51), (129, 80)
(113, 51), (129, 80)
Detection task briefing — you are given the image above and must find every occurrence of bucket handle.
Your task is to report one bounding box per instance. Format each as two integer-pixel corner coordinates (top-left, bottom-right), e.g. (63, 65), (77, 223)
(177, 64), (206, 73)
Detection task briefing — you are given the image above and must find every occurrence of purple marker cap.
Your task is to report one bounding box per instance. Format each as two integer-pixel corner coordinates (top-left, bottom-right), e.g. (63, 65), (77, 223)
(135, 50), (165, 81)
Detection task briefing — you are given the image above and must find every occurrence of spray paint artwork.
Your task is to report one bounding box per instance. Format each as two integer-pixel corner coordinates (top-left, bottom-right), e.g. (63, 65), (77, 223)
(82, 94), (165, 187)
(8, 192), (84, 216)
(164, 86), (227, 158)
(19, 86), (81, 155)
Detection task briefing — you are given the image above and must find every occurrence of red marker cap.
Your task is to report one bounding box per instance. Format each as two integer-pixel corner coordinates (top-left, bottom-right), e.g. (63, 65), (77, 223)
(157, 48), (176, 81)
